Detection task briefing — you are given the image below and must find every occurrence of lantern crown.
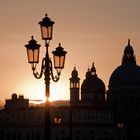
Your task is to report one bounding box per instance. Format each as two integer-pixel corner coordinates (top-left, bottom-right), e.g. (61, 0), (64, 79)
(26, 36), (39, 48)
(52, 43), (67, 56)
(39, 14), (55, 27)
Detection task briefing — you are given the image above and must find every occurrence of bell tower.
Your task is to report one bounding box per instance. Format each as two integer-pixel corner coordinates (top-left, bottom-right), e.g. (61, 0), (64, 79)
(70, 67), (80, 105)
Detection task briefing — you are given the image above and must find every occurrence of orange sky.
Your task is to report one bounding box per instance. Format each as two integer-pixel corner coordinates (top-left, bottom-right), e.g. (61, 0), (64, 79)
(0, 0), (140, 101)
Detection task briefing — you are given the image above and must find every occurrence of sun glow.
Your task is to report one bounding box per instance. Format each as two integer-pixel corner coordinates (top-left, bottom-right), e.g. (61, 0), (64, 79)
(14, 78), (69, 104)
(49, 82), (68, 101)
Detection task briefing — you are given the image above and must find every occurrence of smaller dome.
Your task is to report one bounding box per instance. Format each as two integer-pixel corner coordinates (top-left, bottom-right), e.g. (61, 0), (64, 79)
(81, 64), (105, 94)
(81, 77), (105, 94)
(70, 67), (80, 83)
(71, 67), (78, 78)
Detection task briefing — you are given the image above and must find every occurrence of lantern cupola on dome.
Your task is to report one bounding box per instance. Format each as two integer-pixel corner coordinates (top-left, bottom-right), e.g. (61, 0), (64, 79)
(109, 39), (140, 88)
(122, 39), (136, 65)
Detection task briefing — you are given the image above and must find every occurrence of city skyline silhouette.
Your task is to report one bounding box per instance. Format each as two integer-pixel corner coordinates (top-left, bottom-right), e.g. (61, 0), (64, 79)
(0, 1), (140, 139)
(0, 0), (140, 101)
(0, 41), (140, 139)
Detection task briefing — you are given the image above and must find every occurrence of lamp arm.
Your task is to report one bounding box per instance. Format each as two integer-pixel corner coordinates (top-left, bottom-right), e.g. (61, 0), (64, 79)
(32, 58), (45, 79)
(49, 59), (61, 82)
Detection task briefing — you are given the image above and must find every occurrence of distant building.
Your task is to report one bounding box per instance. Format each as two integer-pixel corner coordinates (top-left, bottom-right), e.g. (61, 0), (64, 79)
(4, 93), (29, 110)
(0, 39), (140, 140)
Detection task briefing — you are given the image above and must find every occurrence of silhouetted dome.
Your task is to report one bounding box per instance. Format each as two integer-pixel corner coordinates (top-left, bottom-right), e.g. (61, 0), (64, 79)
(81, 63), (105, 94)
(70, 67), (80, 83)
(71, 67), (78, 77)
(109, 64), (140, 87)
(109, 39), (140, 88)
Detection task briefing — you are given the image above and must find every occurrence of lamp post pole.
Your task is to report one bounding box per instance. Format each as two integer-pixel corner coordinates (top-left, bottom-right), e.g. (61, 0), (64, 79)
(25, 14), (67, 140)
(44, 43), (51, 140)
(70, 103), (72, 140)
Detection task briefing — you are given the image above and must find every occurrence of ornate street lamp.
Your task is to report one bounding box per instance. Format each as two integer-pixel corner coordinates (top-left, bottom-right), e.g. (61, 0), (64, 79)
(25, 14), (67, 140)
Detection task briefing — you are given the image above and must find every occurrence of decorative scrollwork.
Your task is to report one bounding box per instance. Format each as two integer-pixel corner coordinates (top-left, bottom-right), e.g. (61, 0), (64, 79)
(31, 58), (46, 79)
(31, 57), (61, 82)
(49, 59), (61, 82)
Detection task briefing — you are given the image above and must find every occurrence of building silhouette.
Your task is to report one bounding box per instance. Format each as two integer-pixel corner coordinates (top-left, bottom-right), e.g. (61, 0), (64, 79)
(0, 39), (140, 139)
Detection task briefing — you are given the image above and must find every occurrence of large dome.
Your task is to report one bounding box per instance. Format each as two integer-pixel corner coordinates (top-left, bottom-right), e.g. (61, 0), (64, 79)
(109, 64), (140, 87)
(109, 39), (140, 88)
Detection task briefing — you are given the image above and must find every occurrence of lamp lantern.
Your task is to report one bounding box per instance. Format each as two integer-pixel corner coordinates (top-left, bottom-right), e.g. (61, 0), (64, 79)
(25, 36), (40, 64)
(52, 43), (67, 71)
(39, 14), (54, 41)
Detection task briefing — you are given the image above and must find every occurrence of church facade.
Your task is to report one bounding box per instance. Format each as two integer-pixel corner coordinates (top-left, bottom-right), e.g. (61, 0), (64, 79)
(69, 39), (140, 140)
(0, 40), (140, 140)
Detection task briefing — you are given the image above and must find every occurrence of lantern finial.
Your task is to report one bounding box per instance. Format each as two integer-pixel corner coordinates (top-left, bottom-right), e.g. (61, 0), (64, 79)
(45, 13), (48, 17)
(31, 36), (34, 39)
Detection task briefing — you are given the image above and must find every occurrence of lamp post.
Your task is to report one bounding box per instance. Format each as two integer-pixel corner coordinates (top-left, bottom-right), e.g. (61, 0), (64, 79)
(24, 14), (67, 140)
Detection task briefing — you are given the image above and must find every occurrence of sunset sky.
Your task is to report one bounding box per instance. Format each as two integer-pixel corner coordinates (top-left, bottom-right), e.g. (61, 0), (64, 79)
(0, 0), (140, 102)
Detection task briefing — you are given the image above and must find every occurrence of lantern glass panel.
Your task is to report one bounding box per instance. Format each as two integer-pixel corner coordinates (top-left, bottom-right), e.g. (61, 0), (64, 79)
(59, 55), (65, 68)
(40, 25), (53, 40)
(27, 48), (39, 64)
(53, 55), (65, 70)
